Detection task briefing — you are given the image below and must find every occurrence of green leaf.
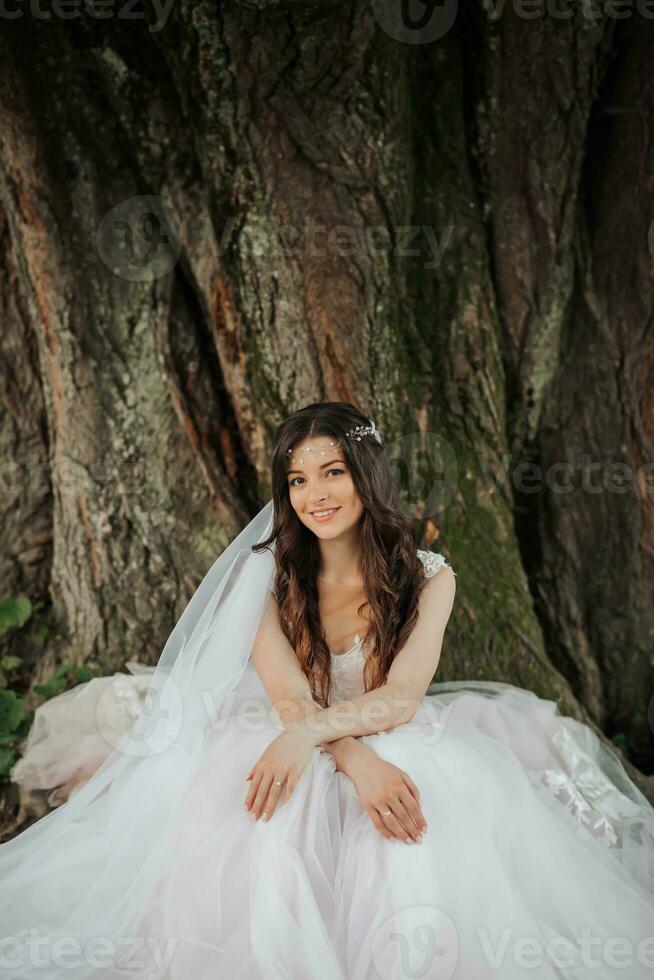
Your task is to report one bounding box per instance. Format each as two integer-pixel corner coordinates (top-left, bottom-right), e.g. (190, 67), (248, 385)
(0, 690), (28, 734)
(0, 656), (23, 671)
(34, 677), (67, 698)
(0, 596), (32, 634)
(0, 746), (18, 776)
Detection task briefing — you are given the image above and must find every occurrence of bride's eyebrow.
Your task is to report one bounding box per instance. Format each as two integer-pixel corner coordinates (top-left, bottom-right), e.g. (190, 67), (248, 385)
(287, 458), (346, 476)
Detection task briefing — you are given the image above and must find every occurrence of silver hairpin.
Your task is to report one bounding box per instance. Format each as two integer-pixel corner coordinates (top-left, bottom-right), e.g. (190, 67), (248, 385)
(346, 419), (382, 445)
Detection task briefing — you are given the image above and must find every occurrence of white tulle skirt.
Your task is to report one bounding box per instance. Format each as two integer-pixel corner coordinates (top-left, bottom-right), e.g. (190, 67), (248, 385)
(4, 661), (654, 980)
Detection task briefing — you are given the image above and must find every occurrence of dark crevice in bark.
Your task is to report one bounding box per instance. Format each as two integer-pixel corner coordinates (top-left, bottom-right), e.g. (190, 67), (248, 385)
(170, 261), (260, 512)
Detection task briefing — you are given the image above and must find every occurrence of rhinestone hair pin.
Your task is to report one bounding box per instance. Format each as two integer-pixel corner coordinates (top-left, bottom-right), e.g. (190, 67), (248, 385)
(347, 419), (382, 445)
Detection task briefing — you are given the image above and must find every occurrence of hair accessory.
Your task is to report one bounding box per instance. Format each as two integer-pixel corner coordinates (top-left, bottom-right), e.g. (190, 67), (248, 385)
(285, 441), (338, 458)
(284, 420), (382, 460)
(346, 419), (382, 445)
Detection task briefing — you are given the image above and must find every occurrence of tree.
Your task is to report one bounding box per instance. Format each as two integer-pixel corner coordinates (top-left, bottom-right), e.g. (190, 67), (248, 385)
(0, 1), (652, 837)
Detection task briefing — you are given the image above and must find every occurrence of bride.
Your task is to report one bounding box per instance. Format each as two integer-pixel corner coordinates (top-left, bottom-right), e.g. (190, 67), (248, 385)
(2, 401), (654, 980)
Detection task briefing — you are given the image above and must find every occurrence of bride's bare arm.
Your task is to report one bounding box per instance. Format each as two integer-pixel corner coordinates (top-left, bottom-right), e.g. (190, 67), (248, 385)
(289, 564), (456, 745)
(249, 589), (429, 840)
(279, 703), (367, 778)
(250, 591), (370, 778)
(270, 692), (367, 777)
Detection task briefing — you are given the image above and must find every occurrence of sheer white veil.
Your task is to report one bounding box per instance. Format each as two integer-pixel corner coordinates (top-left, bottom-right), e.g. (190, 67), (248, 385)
(0, 498), (277, 979)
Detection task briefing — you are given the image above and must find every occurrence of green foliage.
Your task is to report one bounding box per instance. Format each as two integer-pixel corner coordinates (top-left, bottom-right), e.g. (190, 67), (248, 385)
(33, 662), (101, 698)
(0, 596), (32, 632)
(0, 691), (32, 777)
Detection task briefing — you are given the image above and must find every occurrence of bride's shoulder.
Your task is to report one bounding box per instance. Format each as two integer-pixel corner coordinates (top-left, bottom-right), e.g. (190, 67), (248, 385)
(416, 548), (457, 579)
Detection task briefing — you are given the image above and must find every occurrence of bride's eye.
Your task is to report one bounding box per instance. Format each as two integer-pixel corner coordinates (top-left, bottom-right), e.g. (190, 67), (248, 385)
(289, 468), (344, 488)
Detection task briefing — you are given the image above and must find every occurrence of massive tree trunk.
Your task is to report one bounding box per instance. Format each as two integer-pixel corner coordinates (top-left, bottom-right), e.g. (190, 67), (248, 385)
(1, 1), (653, 836)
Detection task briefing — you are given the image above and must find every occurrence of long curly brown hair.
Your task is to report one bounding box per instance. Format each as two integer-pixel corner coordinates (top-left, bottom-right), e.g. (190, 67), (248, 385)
(253, 402), (429, 707)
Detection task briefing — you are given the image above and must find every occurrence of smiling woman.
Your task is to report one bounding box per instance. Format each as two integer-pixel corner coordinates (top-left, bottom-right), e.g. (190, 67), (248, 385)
(287, 451), (361, 530)
(1, 402), (653, 980)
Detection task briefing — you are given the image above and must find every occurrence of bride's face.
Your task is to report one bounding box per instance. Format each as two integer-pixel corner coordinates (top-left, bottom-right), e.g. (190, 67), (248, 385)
(286, 435), (364, 538)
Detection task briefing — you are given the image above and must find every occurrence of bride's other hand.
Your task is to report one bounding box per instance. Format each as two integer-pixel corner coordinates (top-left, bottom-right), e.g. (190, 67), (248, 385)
(244, 727), (317, 821)
(347, 749), (427, 843)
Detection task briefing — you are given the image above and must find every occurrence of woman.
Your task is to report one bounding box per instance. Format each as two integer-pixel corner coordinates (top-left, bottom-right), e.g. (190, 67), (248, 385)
(2, 401), (654, 980)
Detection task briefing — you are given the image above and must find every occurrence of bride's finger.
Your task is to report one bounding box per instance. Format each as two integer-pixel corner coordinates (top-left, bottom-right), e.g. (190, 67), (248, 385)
(401, 771), (421, 802)
(251, 772), (275, 821)
(393, 800), (423, 842)
(244, 769), (263, 811)
(398, 784), (428, 832)
(262, 777), (286, 821)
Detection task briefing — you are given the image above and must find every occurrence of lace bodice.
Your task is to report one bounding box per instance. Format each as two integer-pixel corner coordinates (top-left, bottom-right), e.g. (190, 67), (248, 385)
(329, 549), (455, 705)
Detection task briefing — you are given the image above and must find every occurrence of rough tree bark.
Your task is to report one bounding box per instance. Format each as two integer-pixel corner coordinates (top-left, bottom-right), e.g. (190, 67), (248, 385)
(0, 0), (652, 838)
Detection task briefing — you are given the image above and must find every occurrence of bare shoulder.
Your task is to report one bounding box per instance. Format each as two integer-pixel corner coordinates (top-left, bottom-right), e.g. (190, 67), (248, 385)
(416, 548), (457, 581)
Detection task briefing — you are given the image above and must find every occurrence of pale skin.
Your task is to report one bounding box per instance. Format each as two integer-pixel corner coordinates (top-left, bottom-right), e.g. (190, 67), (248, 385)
(245, 435), (457, 844)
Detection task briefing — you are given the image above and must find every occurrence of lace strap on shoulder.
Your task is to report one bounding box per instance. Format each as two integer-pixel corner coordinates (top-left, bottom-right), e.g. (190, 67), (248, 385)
(417, 549), (457, 579)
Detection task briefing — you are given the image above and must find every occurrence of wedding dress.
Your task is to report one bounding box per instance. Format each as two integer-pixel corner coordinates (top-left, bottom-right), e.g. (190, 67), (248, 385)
(2, 500), (654, 980)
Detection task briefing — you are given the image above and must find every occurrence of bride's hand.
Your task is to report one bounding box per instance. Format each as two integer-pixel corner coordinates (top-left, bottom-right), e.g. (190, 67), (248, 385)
(347, 749), (427, 844)
(244, 727), (317, 822)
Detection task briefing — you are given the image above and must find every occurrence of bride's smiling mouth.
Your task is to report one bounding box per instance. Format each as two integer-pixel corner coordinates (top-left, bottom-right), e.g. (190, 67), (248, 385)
(310, 506), (341, 523)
